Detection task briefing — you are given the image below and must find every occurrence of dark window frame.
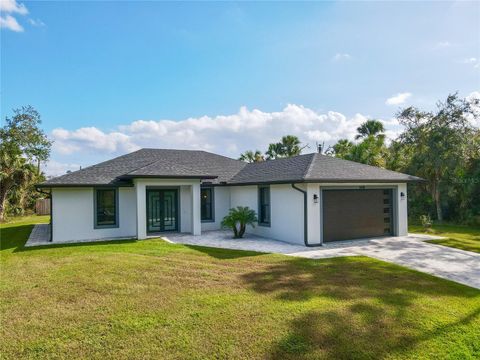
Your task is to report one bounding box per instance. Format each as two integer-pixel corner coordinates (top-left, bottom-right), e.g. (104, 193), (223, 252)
(258, 185), (271, 227)
(201, 187), (215, 222)
(94, 188), (119, 229)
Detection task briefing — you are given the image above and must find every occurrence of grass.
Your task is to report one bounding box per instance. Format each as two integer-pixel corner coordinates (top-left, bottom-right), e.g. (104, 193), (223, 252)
(1, 216), (479, 359)
(410, 223), (480, 254)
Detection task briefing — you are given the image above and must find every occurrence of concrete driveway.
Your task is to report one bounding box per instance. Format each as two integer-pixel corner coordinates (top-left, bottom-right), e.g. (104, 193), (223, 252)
(165, 231), (480, 289)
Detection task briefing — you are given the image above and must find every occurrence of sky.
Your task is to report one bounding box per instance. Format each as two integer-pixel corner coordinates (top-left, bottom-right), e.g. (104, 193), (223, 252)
(1, 0), (479, 176)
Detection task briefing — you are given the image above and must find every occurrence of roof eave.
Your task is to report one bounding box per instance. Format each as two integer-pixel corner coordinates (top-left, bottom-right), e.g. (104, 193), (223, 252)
(118, 174), (218, 180)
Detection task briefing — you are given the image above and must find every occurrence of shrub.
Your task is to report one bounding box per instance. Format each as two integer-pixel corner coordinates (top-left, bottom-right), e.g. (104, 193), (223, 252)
(420, 214), (432, 230)
(221, 206), (258, 238)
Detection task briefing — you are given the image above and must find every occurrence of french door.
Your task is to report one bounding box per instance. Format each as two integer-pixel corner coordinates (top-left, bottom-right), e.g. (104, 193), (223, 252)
(146, 189), (179, 233)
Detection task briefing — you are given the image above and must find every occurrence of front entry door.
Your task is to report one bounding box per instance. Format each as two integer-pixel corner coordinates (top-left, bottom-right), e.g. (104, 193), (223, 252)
(147, 189), (179, 233)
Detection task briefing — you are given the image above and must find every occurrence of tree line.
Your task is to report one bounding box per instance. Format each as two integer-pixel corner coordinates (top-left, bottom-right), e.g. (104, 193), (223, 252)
(1, 93), (478, 224)
(239, 93), (480, 225)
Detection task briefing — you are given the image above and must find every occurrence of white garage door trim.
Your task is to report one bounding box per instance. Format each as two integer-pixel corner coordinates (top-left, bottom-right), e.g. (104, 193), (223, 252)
(319, 185), (399, 244)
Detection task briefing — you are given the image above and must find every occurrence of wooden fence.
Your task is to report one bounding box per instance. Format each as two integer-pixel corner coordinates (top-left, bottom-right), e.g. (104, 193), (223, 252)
(35, 198), (51, 215)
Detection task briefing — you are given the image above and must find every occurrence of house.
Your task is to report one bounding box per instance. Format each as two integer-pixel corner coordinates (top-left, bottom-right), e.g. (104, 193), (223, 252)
(37, 148), (422, 246)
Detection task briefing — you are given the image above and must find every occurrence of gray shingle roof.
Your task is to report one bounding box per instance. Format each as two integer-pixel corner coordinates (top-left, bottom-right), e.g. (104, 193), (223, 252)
(39, 148), (422, 187)
(40, 149), (245, 186)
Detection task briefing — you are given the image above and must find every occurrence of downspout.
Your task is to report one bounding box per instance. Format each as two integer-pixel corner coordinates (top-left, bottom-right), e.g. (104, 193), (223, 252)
(291, 183), (309, 247)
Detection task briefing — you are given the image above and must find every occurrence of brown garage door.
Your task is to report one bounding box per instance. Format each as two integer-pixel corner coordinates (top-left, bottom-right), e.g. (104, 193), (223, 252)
(323, 189), (393, 242)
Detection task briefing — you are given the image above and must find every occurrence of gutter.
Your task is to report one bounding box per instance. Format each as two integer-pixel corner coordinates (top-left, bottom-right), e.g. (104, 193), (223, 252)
(291, 183), (323, 248)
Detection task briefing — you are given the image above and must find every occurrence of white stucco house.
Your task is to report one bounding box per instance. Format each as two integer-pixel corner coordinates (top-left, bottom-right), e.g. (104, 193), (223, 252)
(38, 149), (422, 246)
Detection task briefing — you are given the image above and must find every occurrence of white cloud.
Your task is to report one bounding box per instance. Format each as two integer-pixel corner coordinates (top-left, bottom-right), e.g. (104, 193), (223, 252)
(52, 127), (140, 155)
(0, 14), (23, 31)
(42, 160), (81, 177)
(0, 0), (28, 32)
(48, 105), (404, 176)
(386, 92), (412, 106)
(0, 0), (28, 15)
(332, 53), (351, 62)
(435, 41), (451, 49)
(461, 57), (480, 69)
(466, 91), (480, 127)
(28, 18), (45, 27)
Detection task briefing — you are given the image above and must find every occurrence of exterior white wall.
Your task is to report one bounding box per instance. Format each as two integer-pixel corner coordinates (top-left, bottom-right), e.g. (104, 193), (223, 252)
(51, 187), (137, 242)
(201, 187), (231, 231)
(397, 183), (408, 236)
(133, 178), (201, 239)
(180, 186), (192, 233)
(229, 184), (304, 245)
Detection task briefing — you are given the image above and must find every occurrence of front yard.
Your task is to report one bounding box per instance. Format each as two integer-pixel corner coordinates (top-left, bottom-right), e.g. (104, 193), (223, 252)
(409, 223), (480, 254)
(1, 216), (479, 359)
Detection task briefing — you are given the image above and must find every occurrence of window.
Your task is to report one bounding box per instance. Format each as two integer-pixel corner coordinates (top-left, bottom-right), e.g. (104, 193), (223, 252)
(258, 186), (270, 226)
(201, 188), (214, 222)
(95, 189), (118, 228)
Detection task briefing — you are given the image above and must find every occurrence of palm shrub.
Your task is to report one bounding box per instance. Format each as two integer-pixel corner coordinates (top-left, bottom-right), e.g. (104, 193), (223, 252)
(221, 206), (258, 238)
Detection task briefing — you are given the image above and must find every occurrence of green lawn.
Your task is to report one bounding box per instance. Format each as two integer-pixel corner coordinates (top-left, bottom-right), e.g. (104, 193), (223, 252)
(410, 223), (480, 254)
(1, 217), (479, 359)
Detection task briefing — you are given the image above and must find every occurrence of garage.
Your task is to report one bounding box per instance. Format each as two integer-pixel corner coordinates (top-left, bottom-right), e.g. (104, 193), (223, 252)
(322, 189), (394, 242)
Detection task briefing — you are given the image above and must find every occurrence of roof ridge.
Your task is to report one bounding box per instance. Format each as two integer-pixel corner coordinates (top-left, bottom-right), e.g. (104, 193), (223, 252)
(302, 152), (317, 180)
(316, 153), (413, 175)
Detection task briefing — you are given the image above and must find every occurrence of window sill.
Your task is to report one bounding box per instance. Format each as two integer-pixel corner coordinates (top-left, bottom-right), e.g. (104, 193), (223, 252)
(258, 222), (271, 227)
(201, 219), (215, 223)
(94, 224), (119, 229)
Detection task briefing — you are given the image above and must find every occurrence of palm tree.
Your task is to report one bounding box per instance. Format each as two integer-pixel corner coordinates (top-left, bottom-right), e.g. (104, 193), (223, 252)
(355, 119), (385, 139)
(265, 143), (284, 160)
(0, 148), (36, 221)
(266, 135), (304, 159)
(280, 135), (302, 157)
(239, 150), (264, 163)
(332, 139), (354, 159)
(221, 206), (258, 238)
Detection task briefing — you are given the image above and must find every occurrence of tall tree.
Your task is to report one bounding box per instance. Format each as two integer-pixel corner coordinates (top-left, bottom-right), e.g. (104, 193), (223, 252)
(0, 106), (52, 221)
(239, 150), (264, 163)
(332, 120), (387, 167)
(396, 93), (477, 221)
(332, 139), (354, 158)
(355, 119), (385, 139)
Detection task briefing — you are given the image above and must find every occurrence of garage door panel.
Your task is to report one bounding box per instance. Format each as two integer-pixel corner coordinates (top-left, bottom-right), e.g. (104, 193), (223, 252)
(323, 189), (392, 242)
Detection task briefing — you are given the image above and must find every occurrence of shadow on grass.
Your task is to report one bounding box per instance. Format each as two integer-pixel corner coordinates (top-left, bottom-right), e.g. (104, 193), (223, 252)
(0, 224), (34, 251)
(241, 256), (480, 359)
(16, 238), (138, 253)
(184, 244), (265, 259)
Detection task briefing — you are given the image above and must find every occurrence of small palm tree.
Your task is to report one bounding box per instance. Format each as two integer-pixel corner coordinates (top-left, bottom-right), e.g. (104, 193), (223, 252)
(239, 150), (264, 163)
(221, 206), (258, 238)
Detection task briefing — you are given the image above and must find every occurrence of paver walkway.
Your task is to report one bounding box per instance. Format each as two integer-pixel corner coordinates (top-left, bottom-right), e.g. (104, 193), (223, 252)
(166, 231), (480, 289)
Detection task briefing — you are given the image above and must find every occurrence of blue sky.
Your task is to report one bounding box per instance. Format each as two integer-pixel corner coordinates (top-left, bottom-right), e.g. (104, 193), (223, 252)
(1, 1), (479, 175)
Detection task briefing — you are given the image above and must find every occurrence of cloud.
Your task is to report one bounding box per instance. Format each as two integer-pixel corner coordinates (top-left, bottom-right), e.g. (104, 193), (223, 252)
(52, 127), (140, 155)
(466, 91), (480, 127)
(0, 0), (28, 15)
(461, 57), (480, 69)
(46, 105), (411, 176)
(385, 92), (412, 106)
(28, 18), (45, 27)
(42, 160), (82, 177)
(0, 14), (23, 31)
(332, 53), (351, 62)
(0, 0), (28, 32)
(435, 41), (451, 49)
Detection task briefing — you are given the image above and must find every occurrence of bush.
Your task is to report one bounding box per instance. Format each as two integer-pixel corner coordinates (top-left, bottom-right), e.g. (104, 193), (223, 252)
(420, 214), (432, 230)
(221, 206), (258, 238)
